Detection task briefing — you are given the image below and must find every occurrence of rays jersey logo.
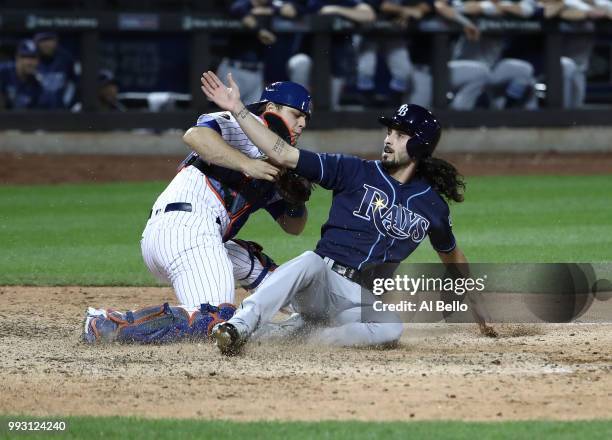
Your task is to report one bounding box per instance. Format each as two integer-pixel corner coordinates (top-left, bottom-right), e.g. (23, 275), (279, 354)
(353, 184), (429, 242)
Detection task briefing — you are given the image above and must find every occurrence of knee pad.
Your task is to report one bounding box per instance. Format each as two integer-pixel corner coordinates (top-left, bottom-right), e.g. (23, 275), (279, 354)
(86, 302), (236, 344)
(230, 239), (278, 290)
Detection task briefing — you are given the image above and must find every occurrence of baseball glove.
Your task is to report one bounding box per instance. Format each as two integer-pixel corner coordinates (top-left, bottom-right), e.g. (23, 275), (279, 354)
(276, 170), (314, 204)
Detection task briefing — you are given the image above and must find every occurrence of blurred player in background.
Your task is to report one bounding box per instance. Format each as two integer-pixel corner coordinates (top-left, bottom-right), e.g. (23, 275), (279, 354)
(314, 0), (377, 108)
(97, 69), (127, 111)
(218, 0), (279, 104)
(436, 0), (538, 109)
(356, 0), (434, 107)
(434, 1), (488, 109)
(34, 32), (79, 110)
(0, 40), (42, 110)
(543, 0), (603, 108)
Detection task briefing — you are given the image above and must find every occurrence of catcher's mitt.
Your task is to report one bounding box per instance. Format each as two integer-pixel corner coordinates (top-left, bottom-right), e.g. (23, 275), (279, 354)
(262, 111), (295, 146)
(276, 170), (314, 204)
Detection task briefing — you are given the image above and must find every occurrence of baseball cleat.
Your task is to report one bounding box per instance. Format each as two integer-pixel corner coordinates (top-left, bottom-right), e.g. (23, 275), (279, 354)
(211, 322), (245, 356)
(82, 307), (107, 344)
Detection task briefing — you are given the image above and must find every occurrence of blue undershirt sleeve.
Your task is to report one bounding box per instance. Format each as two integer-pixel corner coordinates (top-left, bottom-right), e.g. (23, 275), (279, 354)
(428, 205), (457, 253)
(295, 149), (362, 192)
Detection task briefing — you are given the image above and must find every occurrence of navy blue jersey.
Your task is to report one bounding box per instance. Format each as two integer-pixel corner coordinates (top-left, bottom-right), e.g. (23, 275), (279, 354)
(295, 150), (455, 270)
(37, 47), (78, 109)
(0, 62), (43, 109)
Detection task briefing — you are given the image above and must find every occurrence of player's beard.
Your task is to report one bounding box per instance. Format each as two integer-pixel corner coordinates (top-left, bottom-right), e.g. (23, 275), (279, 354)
(381, 156), (399, 172)
(381, 147), (409, 172)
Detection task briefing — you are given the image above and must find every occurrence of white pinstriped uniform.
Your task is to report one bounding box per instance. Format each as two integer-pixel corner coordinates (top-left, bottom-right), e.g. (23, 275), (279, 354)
(140, 111), (277, 308)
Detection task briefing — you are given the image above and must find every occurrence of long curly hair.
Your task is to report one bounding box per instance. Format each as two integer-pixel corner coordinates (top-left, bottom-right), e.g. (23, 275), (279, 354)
(416, 157), (465, 203)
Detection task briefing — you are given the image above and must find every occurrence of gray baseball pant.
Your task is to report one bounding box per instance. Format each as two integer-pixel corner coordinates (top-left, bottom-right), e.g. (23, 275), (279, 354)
(228, 251), (404, 347)
(489, 58), (538, 110)
(562, 56), (587, 109)
(448, 60), (490, 110)
(357, 39), (413, 92)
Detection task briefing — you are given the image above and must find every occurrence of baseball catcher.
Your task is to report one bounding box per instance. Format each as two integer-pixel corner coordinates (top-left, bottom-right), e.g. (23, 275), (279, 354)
(83, 81), (313, 344)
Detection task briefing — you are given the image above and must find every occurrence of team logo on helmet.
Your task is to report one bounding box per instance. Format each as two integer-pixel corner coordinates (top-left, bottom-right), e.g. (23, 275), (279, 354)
(378, 104), (441, 159)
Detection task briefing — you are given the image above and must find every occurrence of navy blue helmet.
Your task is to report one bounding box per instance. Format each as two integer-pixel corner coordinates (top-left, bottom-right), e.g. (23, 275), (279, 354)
(378, 104), (441, 160)
(248, 81), (312, 119)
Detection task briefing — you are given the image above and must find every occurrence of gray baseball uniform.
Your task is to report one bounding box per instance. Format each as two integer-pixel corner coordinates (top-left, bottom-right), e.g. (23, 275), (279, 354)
(232, 251), (403, 346)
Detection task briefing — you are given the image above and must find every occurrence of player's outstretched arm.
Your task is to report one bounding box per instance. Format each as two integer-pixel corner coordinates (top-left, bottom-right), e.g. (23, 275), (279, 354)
(200, 71), (300, 169)
(183, 126), (280, 181)
(437, 247), (498, 338)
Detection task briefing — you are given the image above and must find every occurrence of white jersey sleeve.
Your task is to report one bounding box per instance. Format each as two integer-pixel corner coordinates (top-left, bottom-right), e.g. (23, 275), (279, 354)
(197, 111), (266, 160)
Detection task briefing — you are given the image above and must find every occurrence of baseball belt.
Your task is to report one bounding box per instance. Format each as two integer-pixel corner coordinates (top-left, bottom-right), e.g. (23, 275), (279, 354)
(321, 255), (363, 285)
(147, 202), (222, 226)
(148, 202), (192, 219)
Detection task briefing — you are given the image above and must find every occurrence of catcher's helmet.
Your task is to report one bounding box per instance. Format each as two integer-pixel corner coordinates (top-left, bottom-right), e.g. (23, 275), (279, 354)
(248, 81), (312, 119)
(378, 104), (441, 160)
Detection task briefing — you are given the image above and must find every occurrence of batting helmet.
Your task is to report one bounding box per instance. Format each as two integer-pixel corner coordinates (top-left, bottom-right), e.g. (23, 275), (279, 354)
(378, 104), (441, 160)
(248, 81), (312, 119)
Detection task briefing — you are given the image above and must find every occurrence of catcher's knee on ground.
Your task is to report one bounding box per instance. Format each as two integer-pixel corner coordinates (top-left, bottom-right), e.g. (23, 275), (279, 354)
(83, 302), (236, 344)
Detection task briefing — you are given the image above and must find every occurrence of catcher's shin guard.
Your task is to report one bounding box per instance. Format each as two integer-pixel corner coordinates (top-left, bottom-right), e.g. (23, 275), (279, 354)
(83, 302), (236, 344)
(230, 239), (278, 290)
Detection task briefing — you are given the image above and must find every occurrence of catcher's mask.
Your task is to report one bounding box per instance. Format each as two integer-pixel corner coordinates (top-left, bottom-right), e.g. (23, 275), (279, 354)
(247, 81), (312, 120)
(262, 110), (297, 146)
(378, 104), (441, 160)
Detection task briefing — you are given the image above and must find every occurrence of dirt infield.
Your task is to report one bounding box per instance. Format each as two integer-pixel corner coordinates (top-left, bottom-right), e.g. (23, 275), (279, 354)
(2, 152), (612, 185)
(2, 153), (611, 422)
(1, 286), (610, 422)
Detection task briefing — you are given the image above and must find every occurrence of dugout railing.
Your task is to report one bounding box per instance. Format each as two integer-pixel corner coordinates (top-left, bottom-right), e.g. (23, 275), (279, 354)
(1, 9), (612, 130)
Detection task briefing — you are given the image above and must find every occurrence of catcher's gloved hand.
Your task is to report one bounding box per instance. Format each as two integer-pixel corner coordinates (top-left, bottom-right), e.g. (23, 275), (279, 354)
(262, 111), (295, 146)
(276, 170), (314, 205)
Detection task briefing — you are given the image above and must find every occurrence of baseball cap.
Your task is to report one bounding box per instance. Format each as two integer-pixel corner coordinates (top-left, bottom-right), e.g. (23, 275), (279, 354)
(33, 32), (58, 42)
(17, 39), (38, 58)
(98, 69), (118, 87)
